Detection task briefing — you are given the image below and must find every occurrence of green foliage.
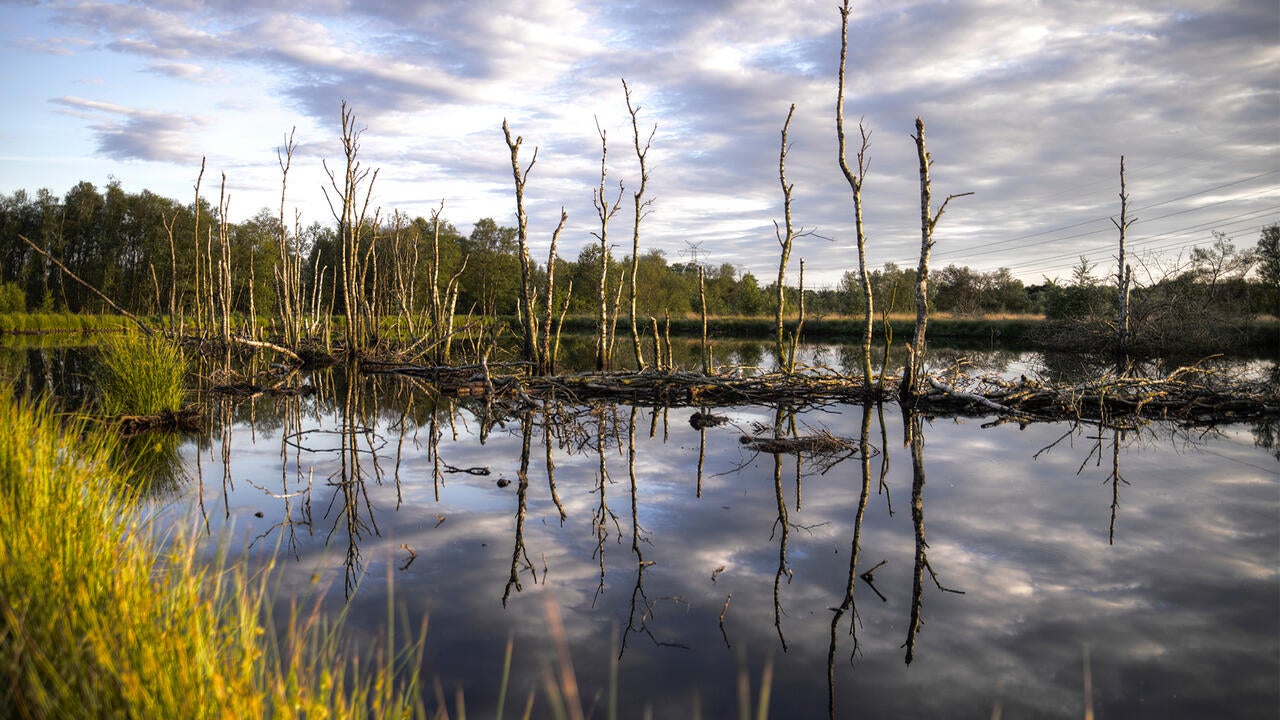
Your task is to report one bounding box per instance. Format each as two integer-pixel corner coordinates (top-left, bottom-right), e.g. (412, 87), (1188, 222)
(0, 282), (24, 312)
(95, 333), (187, 416)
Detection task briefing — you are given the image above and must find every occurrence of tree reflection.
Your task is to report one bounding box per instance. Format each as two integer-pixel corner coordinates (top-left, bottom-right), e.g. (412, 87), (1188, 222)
(502, 416), (537, 606)
(902, 409), (964, 665)
(827, 402), (874, 717)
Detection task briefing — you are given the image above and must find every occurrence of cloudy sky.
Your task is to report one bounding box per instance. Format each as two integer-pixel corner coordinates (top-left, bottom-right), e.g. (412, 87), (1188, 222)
(1, 0), (1276, 288)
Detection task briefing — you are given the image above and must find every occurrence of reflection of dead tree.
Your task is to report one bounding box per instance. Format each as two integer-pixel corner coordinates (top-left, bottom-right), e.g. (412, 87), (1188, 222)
(249, 392), (314, 559)
(591, 410), (622, 606)
(1107, 428), (1126, 545)
(325, 367), (385, 598)
(769, 408), (794, 652)
(828, 402), (875, 719)
(902, 411), (964, 664)
(543, 401), (568, 524)
(503, 418), (538, 606)
(620, 407), (686, 657)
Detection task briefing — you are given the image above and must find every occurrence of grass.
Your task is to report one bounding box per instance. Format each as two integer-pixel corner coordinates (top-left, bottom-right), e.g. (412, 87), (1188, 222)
(0, 395), (426, 719)
(0, 312), (133, 334)
(95, 333), (188, 417)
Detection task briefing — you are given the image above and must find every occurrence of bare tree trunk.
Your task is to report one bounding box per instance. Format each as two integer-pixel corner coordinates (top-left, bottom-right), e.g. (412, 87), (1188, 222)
(502, 119), (542, 372)
(217, 174), (232, 346)
(163, 211), (178, 333)
(837, 0), (875, 391)
(775, 103), (798, 373)
(901, 118), (972, 402)
(1113, 155), (1133, 357)
(788, 259), (806, 371)
(323, 102), (379, 352)
(277, 128), (301, 347)
(592, 118), (624, 372)
(191, 158), (205, 337)
(624, 78), (655, 371)
(699, 265), (709, 374)
(541, 208), (568, 375)
(18, 234), (153, 335)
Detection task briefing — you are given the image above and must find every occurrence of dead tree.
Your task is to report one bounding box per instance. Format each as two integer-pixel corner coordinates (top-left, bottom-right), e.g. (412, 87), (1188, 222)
(323, 102), (379, 351)
(276, 128), (304, 347)
(775, 104), (798, 372)
(540, 208), (569, 374)
(190, 158), (205, 336)
(502, 119), (542, 372)
(901, 117), (972, 402)
(592, 117), (625, 372)
(836, 0), (875, 391)
(1113, 155), (1134, 357)
(624, 78), (656, 371)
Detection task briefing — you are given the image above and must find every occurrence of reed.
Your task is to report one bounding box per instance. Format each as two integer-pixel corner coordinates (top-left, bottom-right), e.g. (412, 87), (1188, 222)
(0, 396), (425, 719)
(95, 333), (188, 417)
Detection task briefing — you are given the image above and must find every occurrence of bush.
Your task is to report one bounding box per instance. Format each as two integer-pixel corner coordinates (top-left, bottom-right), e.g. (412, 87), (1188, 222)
(0, 282), (25, 313)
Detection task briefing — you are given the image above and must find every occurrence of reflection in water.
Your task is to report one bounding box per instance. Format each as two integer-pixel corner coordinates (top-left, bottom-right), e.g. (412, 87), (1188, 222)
(145, 358), (1277, 719)
(827, 402), (874, 718)
(903, 410), (964, 665)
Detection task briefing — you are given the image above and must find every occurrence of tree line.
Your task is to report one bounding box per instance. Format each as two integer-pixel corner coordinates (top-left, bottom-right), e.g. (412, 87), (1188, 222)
(0, 181), (1274, 325)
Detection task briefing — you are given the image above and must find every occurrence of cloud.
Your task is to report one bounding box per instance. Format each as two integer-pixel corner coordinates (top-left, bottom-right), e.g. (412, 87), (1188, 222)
(51, 96), (202, 163)
(11, 0), (1278, 285)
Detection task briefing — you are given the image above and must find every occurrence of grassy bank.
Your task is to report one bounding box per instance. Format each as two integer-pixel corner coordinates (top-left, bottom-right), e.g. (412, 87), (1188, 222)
(0, 312), (135, 334)
(0, 396), (424, 718)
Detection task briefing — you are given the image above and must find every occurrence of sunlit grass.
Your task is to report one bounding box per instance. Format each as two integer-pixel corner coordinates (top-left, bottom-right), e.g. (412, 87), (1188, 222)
(95, 333), (188, 417)
(0, 396), (425, 719)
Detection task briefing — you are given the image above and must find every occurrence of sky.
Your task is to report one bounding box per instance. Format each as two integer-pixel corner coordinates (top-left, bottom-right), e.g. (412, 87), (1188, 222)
(1, 0), (1277, 289)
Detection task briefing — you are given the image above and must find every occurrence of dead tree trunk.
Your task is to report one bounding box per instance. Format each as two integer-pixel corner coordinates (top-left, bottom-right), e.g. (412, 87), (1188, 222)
(1113, 155), (1133, 357)
(624, 79), (655, 371)
(775, 103), (798, 373)
(836, 0), (875, 391)
(323, 102), (379, 352)
(276, 128), (303, 348)
(502, 119), (542, 372)
(190, 158), (205, 337)
(901, 117), (972, 403)
(592, 118), (624, 372)
(541, 208), (569, 375)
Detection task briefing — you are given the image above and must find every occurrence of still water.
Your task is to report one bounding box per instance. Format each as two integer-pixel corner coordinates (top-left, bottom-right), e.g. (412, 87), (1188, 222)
(150, 355), (1278, 720)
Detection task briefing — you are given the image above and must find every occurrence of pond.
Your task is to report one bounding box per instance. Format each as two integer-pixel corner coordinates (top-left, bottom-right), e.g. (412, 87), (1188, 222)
(8, 340), (1279, 718)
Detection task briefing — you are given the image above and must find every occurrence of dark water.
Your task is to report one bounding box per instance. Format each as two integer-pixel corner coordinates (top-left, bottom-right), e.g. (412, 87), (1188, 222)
(159, 360), (1277, 719)
(7, 340), (1277, 718)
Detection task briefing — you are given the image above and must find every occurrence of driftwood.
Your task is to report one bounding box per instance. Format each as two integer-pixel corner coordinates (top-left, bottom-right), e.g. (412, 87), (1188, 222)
(739, 431), (858, 455)
(915, 362), (1278, 425)
(363, 359), (1278, 427)
(114, 407), (203, 435)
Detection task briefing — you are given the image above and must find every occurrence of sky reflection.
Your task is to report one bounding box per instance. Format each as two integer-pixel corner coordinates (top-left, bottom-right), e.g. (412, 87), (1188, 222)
(163, 370), (1278, 719)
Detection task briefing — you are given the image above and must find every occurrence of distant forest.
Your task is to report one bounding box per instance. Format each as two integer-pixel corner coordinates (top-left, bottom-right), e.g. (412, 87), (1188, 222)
(1, 180), (1275, 323)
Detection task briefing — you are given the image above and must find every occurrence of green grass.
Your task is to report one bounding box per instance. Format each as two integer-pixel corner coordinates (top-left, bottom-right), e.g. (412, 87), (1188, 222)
(95, 333), (188, 417)
(0, 396), (426, 719)
(0, 312), (133, 334)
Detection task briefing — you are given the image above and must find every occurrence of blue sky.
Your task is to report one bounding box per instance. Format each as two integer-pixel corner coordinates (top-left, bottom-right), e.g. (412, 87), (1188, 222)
(1, 0), (1276, 288)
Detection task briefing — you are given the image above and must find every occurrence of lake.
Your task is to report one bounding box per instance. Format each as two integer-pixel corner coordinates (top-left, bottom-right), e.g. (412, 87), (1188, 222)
(8, 340), (1278, 718)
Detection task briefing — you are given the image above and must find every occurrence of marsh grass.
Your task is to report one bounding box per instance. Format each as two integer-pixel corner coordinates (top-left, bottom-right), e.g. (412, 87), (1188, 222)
(0, 312), (133, 334)
(0, 396), (426, 719)
(96, 333), (188, 417)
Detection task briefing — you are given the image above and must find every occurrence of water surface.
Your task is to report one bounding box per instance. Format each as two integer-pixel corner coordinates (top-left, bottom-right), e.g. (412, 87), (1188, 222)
(153, 359), (1278, 719)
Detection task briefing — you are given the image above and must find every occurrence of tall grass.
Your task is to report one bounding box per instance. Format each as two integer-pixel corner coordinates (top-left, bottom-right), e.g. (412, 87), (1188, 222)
(0, 396), (426, 719)
(96, 333), (188, 416)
